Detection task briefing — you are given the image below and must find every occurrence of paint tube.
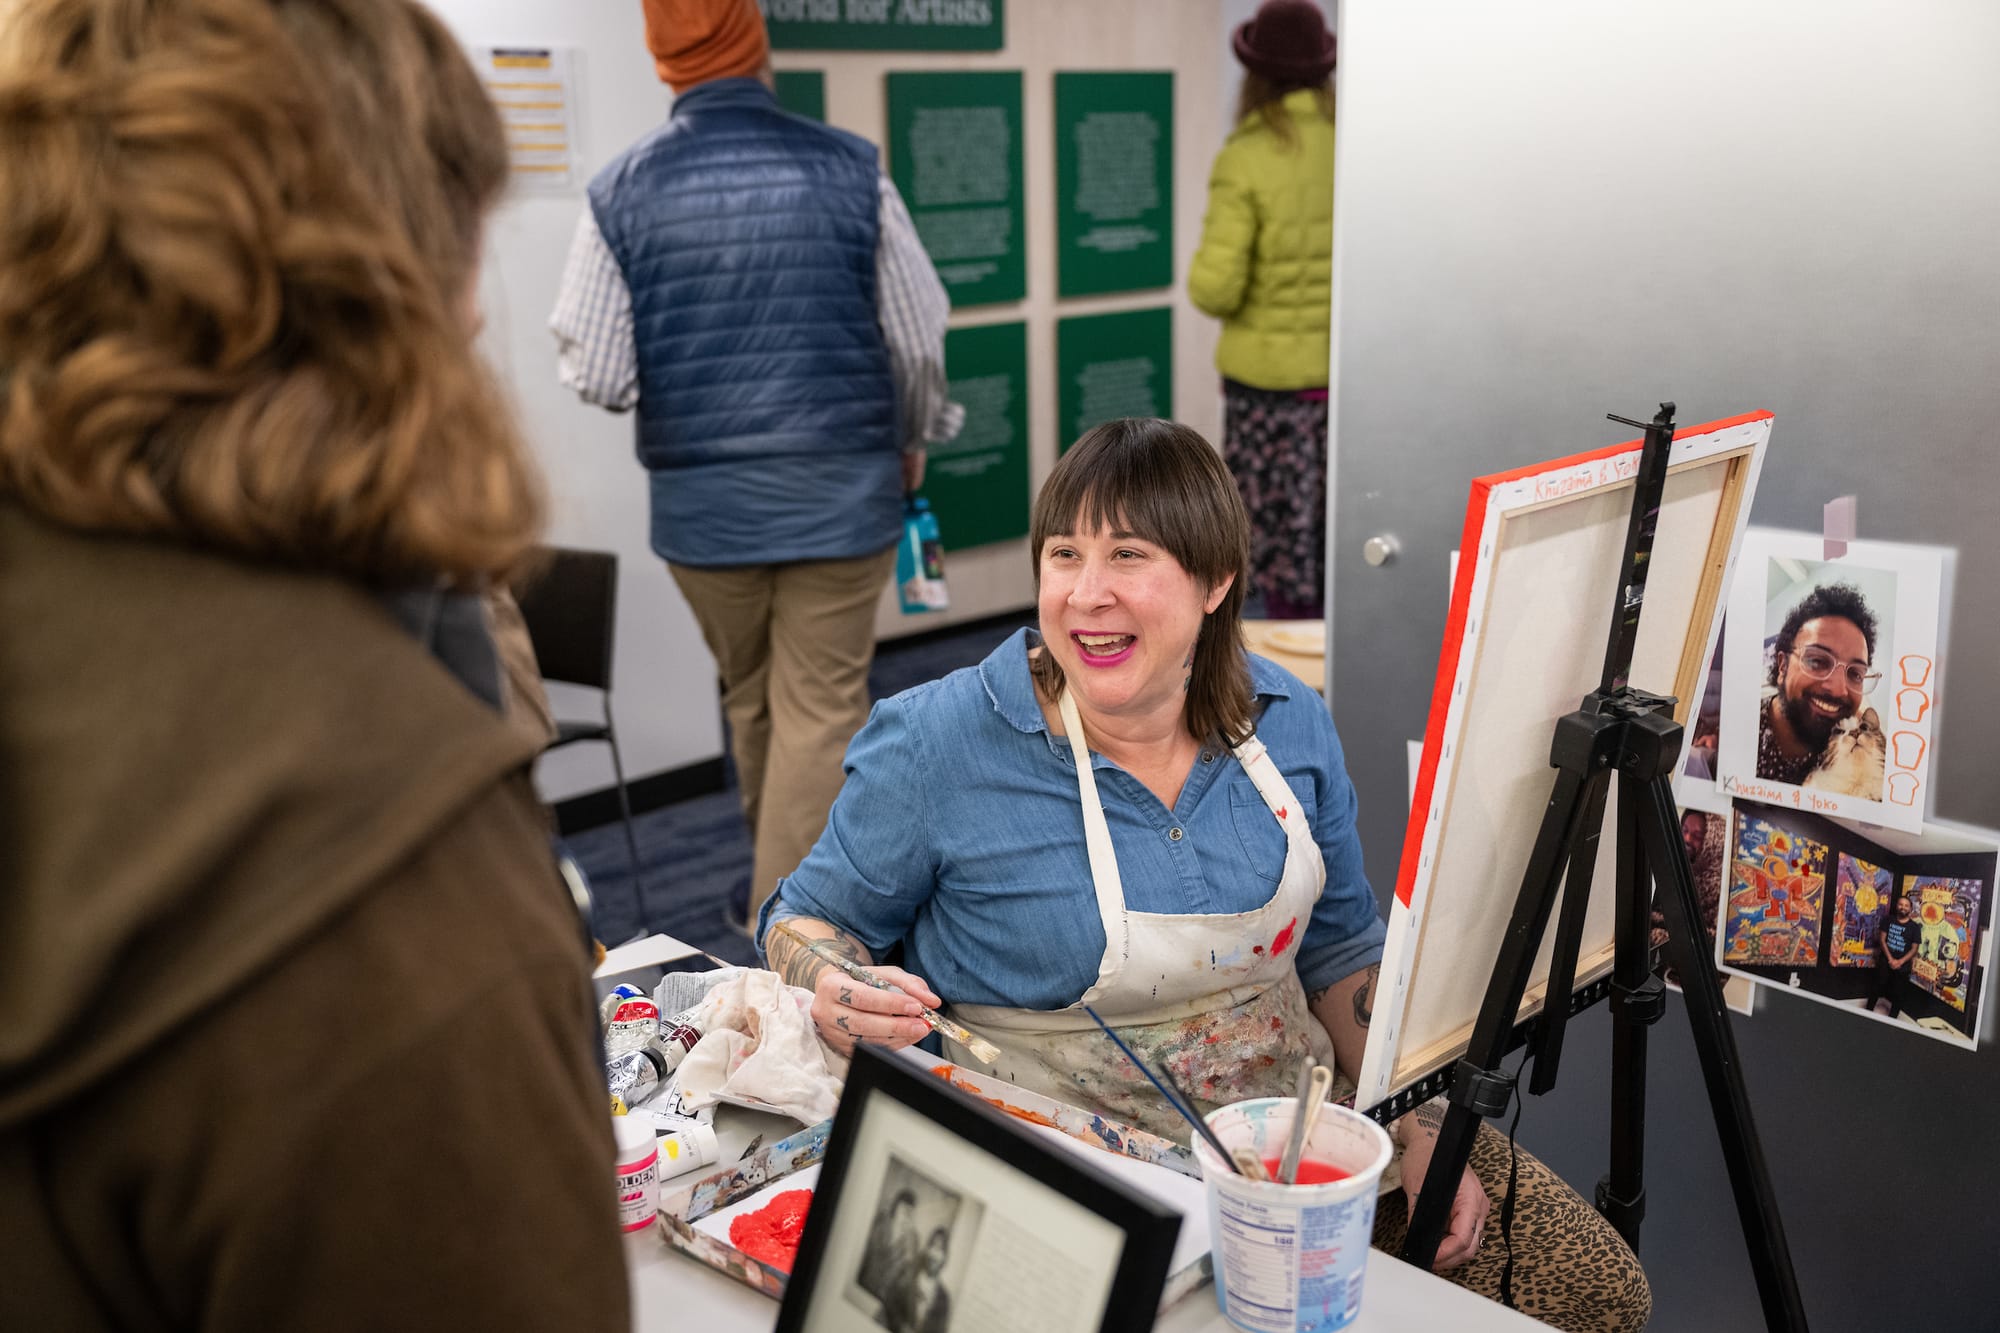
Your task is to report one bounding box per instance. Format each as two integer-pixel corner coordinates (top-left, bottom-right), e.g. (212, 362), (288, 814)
(656, 1121), (721, 1181)
(649, 1007), (704, 1073)
(601, 987), (661, 1055)
(605, 1045), (670, 1107)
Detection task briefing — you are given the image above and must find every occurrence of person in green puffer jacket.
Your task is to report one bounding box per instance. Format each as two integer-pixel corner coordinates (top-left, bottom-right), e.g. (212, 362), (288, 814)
(1189, 0), (1338, 620)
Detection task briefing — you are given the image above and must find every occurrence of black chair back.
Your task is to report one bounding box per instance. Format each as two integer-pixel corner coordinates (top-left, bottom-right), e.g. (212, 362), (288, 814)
(515, 547), (618, 690)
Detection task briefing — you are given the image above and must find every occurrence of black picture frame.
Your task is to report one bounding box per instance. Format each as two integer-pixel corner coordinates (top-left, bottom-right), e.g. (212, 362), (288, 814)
(775, 1045), (1181, 1333)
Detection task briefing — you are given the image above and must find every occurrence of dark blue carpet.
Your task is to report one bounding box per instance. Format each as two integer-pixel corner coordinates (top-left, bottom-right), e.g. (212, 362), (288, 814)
(565, 611), (1034, 965)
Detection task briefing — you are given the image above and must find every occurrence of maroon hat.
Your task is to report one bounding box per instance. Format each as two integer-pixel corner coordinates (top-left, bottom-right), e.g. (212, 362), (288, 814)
(1232, 0), (1337, 86)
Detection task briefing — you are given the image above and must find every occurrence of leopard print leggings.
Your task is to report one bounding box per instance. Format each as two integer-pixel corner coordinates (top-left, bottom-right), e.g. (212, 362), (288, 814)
(1371, 1123), (1652, 1332)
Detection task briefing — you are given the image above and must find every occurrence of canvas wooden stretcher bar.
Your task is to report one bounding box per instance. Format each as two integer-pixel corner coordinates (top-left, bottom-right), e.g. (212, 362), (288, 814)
(1356, 412), (1773, 1108)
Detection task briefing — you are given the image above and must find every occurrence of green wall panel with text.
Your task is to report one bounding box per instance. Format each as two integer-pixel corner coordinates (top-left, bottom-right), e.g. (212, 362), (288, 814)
(1056, 307), (1172, 451)
(928, 321), (1029, 551)
(887, 71), (1025, 307)
(1055, 71), (1174, 297)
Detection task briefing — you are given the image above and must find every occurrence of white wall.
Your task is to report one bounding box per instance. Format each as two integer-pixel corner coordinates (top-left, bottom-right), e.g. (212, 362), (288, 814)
(430, 0), (715, 802)
(434, 0), (1242, 798)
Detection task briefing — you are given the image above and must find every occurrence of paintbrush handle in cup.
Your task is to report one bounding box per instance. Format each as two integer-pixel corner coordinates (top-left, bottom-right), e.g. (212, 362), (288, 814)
(1232, 1148), (1272, 1182)
(1279, 1063), (1335, 1184)
(1276, 1059), (1316, 1184)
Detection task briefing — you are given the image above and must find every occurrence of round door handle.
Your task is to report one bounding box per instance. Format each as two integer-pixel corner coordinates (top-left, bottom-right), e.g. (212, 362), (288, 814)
(1363, 535), (1400, 567)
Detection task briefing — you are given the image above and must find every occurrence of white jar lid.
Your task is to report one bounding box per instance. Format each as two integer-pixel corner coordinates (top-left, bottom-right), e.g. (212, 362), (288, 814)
(611, 1113), (656, 1164)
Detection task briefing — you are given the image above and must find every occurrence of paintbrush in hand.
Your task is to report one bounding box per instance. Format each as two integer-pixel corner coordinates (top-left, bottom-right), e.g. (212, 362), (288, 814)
(1083, 1006), (1241, 1174)
(770, 920), (1002, 1064)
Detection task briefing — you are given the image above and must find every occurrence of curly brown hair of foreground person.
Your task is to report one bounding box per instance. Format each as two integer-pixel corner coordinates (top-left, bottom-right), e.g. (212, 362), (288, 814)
(0, 0), (543, 587)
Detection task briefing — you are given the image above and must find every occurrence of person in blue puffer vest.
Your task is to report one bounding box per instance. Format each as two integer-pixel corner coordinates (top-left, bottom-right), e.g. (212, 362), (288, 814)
(551, 0), (962, 933)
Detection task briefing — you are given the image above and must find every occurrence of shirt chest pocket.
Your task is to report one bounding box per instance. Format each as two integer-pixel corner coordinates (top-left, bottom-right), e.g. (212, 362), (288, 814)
(1228, 777), (1317, 883)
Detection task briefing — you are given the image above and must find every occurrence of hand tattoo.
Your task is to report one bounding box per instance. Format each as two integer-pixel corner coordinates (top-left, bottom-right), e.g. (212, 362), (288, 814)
(1353, 963), (1380, 1028)
(839, 987), (854, 1006)
(835, 1015), (852, 1033)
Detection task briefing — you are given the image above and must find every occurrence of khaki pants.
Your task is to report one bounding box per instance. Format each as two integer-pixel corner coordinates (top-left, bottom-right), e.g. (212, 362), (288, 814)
(669, 546), (896, 917)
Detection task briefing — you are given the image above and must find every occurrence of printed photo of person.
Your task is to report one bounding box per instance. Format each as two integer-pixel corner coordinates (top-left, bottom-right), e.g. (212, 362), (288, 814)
(1717, 531), (1946, 835)
(881, 1226), (955, 1333)
(1713, 801), (1994, 1048)
(1755, 575), (1893, 799)
(1652, 811), (1723, 981)
(1675, 629), (1727, 785)
(846, 1154), (980, 1333)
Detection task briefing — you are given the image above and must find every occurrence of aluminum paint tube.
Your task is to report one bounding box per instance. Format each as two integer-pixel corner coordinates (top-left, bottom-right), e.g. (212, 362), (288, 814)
(605, 1045), (670, 1106)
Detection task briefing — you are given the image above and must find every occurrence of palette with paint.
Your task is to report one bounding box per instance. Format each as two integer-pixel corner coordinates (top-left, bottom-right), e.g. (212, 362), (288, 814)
(653, 1058), (1216, 1311)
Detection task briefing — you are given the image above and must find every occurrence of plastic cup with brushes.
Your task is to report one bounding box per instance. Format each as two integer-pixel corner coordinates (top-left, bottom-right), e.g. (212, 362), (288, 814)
(1196, 1061), (1392, 1333)
(1083, 1010), (1391, 1331)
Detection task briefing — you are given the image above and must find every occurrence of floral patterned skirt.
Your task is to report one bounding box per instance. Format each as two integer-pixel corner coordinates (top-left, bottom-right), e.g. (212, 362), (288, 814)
(1222, 379), (1328, 618)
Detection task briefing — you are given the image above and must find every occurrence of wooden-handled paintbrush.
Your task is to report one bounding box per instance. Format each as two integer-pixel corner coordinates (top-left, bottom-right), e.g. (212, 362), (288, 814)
(771, 920), (1003, 1064)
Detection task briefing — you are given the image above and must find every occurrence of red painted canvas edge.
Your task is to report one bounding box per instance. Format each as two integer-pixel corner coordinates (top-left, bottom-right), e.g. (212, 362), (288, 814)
(1390, 410), (1773, 907)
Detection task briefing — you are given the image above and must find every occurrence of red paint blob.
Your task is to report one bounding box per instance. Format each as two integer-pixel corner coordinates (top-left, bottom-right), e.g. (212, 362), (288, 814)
(1260, 1158), (1353, 1185)
(729, 1189), (814, 1274)
(1270, 916), (1299, 956)
(1252, 945), (1265, 955)
(1269, 1016), (1283, 1031)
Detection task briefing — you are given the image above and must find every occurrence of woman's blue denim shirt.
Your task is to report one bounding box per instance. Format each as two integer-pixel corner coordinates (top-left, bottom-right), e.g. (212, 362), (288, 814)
(760, 629), (1386, 1009)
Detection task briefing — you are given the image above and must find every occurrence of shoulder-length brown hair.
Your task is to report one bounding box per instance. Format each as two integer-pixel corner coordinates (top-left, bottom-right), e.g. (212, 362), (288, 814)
(1029, 418), (1256, 747)
(1235, 72), (1335, 149)
(0, 0), (542, 588)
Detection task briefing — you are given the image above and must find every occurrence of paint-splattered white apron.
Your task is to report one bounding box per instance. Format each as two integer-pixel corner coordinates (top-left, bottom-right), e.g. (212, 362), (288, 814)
(946, 689), (1350, 1145)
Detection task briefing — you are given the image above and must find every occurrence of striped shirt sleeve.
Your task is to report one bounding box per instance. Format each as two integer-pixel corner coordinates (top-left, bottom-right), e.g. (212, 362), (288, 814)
(548, 209), (639, 412)
(875, 175), (965, 449)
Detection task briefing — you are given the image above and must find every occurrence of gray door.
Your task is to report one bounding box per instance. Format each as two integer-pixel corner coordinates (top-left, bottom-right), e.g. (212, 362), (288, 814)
(1329, 3), (1999, 1328)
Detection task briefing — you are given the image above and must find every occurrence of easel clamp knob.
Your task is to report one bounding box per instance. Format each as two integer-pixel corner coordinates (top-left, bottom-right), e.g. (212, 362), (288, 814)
(1447, 1058), (1516, 1119)
(1595, 1175), (1646, 1233)
(1611, 973), (1667, 1025)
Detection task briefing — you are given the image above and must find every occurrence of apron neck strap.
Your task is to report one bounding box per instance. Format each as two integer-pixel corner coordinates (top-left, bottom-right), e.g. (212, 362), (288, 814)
(1058, 689), (1130, 943)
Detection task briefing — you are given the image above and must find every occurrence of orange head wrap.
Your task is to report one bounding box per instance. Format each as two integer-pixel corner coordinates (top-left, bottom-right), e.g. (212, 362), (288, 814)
(643, 0), (770, 90)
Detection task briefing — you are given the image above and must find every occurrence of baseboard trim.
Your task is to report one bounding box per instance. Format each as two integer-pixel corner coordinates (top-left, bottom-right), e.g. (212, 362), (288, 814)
(551, 756), (728, 836)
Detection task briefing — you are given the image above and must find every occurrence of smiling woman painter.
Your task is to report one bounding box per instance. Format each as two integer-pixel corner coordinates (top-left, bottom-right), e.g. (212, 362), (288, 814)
(761, 419), (1649, 1332)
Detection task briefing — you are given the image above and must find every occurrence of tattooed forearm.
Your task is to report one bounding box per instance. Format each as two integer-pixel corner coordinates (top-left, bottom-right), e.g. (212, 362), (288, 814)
(765, 919), (874, 992)
(1413, 1099), (1445, 1136)
(1352, 963), (1380, 1028)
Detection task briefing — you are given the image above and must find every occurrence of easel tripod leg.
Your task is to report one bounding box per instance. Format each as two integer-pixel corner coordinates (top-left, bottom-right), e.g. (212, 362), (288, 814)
(1638, 774), (1809, 1333)
(1601, 773), (1665, 1250)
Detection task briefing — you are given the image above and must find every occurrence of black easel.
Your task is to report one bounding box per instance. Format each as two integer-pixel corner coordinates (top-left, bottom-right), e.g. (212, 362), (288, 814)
(1396, 404), (1809, 1333)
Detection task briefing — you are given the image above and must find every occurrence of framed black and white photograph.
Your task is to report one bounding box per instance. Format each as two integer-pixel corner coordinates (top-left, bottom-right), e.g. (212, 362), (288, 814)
(775, 1046), (1181, 1333)
(844, 1154), (981, 1333)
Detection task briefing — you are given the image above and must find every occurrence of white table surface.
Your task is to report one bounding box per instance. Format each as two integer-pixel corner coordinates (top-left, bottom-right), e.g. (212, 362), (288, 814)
(629, 1106), (1549, 1332)
(626, 1229), (1548, 1332)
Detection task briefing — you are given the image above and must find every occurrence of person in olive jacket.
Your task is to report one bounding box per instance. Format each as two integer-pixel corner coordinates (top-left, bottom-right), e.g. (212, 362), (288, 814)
(0, 1), (628, 1328)
(1189, 0), (1338, 621)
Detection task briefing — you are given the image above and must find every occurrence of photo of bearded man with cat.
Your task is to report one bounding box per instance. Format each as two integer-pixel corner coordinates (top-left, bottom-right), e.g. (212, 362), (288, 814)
(1756, 582), (1887, 799)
